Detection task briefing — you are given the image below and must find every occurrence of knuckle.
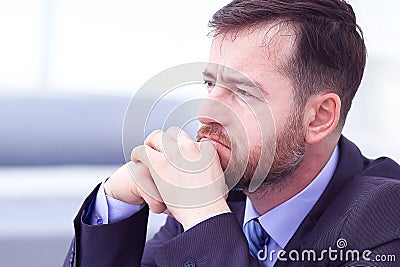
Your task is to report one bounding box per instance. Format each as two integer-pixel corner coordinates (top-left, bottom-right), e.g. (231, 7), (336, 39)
(166, 126), (180, 140)
(167, 126), (180, 133)
(129, 162), (150, 181)
(148, 201), (165, 214)
(144, 129), (162, 144)
(136, 164), (150, 178)
(130, 145), (144, 161)
(199, 140), (216, 153)
(179, 139), (198, 152)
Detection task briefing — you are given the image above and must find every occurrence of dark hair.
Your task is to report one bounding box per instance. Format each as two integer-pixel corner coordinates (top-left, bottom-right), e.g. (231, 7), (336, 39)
(209, 0), (367, 128)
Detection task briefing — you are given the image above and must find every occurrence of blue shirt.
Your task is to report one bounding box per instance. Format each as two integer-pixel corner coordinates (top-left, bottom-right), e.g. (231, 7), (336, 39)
(243, 145), (339, 266)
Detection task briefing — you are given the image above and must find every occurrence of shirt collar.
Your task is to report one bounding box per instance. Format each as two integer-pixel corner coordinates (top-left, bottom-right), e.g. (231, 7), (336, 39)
(243, 145), (339, 249)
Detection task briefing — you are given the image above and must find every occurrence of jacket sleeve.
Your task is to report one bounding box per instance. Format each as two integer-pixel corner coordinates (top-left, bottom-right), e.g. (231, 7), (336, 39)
(141, 215), (184, 266)
(151, 213), (261, 267)
(64, 185), (259, 266)
(63, 183), (149, 267)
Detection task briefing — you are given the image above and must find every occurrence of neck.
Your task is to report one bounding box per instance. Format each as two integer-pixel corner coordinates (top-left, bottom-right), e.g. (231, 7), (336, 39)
(246, 140), (337, 215)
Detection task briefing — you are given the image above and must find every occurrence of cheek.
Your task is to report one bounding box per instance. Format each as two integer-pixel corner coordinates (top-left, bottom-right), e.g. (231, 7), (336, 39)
(269, 104), (292, 135)
(233, 107), (264, 146)
(228, 100), (280, 150)
(241, 101), (276, 142)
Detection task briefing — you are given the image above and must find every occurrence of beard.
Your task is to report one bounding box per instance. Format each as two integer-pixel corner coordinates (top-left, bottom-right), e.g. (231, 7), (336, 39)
(196, 104), (305, 192)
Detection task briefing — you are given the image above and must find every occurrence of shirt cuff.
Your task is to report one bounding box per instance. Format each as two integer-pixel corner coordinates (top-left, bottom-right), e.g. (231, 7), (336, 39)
(89, 179), (146, 225)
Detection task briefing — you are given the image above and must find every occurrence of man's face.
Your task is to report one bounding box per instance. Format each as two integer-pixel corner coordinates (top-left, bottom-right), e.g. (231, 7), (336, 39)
(196, 23), (306, 191)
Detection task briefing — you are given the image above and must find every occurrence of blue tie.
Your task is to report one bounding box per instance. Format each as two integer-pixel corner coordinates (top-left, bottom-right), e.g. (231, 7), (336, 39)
(244, 218), (270, 259)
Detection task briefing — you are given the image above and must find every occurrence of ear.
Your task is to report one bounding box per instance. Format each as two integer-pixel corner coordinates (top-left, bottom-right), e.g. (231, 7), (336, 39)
(303, 93), (341, 144)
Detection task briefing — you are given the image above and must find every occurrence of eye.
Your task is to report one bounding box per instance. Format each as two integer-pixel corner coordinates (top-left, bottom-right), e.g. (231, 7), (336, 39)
(236, 88), (253, 97)
(203, 80), (215, 92)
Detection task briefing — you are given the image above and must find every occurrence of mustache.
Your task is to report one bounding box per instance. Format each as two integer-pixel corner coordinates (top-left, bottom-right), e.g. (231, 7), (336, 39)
(196, 123), (231, 148)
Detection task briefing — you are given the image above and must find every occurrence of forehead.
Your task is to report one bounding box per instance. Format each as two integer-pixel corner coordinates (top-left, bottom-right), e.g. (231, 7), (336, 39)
(208, 22), (297, 80)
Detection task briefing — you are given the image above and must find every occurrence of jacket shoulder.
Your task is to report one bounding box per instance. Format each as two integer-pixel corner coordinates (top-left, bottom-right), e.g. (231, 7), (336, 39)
(311, 173), (400, 252)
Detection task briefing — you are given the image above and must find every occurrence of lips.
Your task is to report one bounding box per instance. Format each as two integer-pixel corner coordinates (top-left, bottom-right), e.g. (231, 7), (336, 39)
(198, 135), (231, 150)
(196, 123), (232, 154)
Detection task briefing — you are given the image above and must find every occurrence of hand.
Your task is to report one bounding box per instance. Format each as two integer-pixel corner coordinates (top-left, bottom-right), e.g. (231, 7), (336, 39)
(131, 127), (231, 229)
(104, 161), (168, 214)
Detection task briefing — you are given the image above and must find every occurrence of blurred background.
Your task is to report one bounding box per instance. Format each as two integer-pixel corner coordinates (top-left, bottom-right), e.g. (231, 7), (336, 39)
(0, 0), (399, 266)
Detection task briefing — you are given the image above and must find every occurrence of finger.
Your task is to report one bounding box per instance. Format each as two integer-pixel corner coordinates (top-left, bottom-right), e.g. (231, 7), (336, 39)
(165, 127), (201, 163)
(127, 161), (162, 202)
(144, 130), (162, 147)
(126, 161), (167, 213)
(162, 209), (171, 215)
(165, 126), (181, 141)
(131, 145), (168, 191)
(197, 138), (217, 155)
(165, 126), (194, 145)
(140, 188), (167, 214)
(131, 145), (161, 166)
(165, 126), (179, 141)
(144, 130), (177, 153)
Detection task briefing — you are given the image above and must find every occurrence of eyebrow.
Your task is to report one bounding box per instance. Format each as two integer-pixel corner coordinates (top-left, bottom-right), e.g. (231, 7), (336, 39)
(202, 70), (268, 96)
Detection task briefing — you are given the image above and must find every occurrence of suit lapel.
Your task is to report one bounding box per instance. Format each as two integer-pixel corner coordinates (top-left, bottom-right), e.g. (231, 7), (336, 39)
(227, 189), (246, 226)
(282, 136), (367, 252)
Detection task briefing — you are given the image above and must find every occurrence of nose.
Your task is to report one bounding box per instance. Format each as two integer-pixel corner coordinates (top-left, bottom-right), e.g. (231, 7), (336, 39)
(197, 86), (232, 126)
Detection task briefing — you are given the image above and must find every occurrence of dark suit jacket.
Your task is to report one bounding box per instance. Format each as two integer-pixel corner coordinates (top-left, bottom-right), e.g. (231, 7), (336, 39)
(64, 136), (400, 266)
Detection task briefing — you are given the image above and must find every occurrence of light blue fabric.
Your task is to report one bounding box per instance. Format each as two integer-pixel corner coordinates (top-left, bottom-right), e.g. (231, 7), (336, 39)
(244, 218), (270, 259)
(89, 180), (145, 225)
(243, 145), (339, 266)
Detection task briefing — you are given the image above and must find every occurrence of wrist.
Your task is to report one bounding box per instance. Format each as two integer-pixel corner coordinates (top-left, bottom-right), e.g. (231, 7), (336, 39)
(103, 180), (115, 198)
(179, 199), (231, 230)
(103, 178), (144, 205)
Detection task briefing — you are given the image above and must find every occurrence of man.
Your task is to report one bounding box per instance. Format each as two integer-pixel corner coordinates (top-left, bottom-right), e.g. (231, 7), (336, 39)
(65, 0), (400, 266)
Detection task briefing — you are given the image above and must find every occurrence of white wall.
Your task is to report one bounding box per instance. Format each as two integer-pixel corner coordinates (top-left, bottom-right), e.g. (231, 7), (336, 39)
(0, 0), (398, 161)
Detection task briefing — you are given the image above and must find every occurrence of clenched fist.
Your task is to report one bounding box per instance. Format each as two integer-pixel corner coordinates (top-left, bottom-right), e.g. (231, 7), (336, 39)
(105, 127), (231, 230)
